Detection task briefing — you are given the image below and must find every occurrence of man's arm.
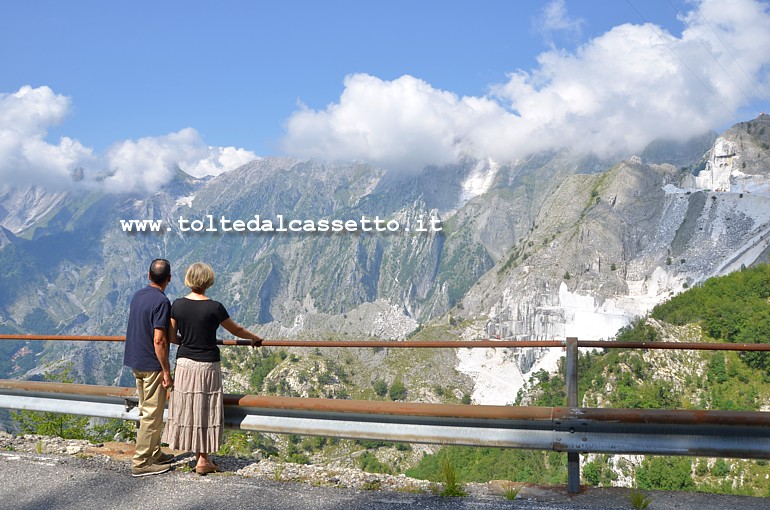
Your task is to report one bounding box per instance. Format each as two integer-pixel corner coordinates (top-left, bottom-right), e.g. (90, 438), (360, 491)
(153, 327), (172, 389)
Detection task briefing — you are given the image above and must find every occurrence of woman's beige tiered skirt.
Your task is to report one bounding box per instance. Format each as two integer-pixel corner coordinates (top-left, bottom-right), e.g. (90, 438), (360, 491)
(162, 357), (223, 453)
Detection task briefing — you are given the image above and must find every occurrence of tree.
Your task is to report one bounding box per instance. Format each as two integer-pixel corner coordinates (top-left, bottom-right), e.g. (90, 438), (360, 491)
(736, 306), (770, 372)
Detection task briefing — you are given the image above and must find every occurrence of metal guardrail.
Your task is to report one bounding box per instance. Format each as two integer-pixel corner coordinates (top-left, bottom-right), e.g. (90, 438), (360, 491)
(2, 379), (768, 455)
(1, 334), (769, 494)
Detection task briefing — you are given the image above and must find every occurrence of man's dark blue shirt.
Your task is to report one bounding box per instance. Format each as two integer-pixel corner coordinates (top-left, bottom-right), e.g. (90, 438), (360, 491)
(124, 285), (170, 372)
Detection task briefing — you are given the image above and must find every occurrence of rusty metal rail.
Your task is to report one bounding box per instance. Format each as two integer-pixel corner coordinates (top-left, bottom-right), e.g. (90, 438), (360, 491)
(2, 334), (770, 493)
(3, 333), (770, 350)
(0, 334), (563, 348)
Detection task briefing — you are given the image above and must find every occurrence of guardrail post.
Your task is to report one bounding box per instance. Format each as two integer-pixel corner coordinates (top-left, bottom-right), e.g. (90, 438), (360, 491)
(565, 336), (580, 494)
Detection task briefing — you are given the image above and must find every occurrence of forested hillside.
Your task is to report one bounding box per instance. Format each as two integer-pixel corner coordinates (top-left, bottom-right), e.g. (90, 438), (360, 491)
(409, 264), (770, 496)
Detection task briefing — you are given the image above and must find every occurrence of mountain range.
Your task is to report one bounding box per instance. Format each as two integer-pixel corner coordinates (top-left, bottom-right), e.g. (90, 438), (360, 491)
(0, 114), (768, 402)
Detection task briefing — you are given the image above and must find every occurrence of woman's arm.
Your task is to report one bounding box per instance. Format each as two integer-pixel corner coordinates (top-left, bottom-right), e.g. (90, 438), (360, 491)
(221, 317), (263, 347)
(169, 317), (180, 345)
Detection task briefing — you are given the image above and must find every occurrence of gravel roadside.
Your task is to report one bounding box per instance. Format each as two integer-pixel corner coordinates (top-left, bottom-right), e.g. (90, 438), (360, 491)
(1, 432), (768, 510)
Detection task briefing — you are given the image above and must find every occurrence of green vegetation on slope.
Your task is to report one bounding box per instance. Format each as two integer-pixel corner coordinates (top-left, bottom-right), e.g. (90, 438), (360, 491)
(407, 447), (567, 485)
(413, 264), (770, 496)
(11, 364), (134, 442)
(651, 263), (770, 372)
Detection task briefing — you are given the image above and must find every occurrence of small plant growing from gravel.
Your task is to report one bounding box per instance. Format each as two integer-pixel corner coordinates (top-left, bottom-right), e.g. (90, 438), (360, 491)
(177, 464), (193, 473)
(503, 482), (522, 500)
(395, 484), (426, 494)
(362, 479), (382, 491)
(438, 455), (467, 497)
(273, 462), (285, 481)
(627, 488), (652, 509)
(35, 440), (43, 454)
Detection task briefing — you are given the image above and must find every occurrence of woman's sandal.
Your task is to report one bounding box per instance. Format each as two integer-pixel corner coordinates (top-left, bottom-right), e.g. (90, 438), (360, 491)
(195, 464), (217, 475)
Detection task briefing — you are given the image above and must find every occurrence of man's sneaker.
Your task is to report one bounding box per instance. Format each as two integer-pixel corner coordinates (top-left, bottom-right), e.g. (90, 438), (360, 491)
(131, 463), (171, 477)
(153, 452), (175, 464)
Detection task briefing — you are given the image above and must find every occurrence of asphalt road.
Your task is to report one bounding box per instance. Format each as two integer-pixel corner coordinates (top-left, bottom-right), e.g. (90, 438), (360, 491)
(0, 450), (540, 510)
(2, 450), (769, 510)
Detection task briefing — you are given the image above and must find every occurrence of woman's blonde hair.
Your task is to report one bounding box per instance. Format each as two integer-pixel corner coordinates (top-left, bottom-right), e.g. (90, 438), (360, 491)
(184, 262), (215, 292)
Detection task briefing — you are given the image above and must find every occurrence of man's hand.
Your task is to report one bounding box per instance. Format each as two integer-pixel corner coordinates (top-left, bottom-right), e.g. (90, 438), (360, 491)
(250, 335), (264, 348)
(162, 371), (173, 390)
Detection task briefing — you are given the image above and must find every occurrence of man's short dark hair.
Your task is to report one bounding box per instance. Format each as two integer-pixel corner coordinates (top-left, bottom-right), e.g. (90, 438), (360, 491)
(149, 259), (171, 285)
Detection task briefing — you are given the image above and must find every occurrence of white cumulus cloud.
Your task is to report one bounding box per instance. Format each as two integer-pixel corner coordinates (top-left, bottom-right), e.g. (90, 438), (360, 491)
(280, 0), (770, 171)
(183, 145), (258, 179)
(0, 85), (95, 188)
(0, 86), (257, 193)
(280, 74), (511, 172)
(102, 128), (257, 192)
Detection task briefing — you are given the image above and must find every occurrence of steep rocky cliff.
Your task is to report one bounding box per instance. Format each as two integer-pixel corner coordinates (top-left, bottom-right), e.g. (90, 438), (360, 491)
(454, 115), (770, 403)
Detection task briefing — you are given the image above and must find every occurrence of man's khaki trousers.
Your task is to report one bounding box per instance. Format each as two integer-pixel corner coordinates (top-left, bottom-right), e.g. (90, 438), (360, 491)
(132, 369), (167, 468)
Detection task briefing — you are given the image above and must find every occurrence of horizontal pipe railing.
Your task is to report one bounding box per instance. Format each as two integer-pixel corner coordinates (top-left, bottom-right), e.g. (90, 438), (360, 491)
(2, 334), (770, 350)
(0, 334), (563, 348)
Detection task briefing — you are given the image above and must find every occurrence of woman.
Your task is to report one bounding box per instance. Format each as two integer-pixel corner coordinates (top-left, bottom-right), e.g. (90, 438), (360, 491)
(163, 262), (263, 475)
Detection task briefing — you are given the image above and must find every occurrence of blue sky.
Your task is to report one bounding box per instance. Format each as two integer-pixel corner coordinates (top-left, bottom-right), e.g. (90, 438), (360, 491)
(1, 0), (769, 191)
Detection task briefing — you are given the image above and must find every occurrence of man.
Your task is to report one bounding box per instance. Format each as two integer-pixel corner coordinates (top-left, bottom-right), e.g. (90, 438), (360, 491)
(124, 258), (175, 477)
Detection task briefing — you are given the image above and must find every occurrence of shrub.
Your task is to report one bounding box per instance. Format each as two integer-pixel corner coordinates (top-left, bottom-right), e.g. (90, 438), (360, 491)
(711, 459), (730, 477)
(636, 456), (694, 491)
(388, 379), (407, 401)
(358, 451), (393, 474)
(582, 461), (600, 486)
(373, 379), (388, 397)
